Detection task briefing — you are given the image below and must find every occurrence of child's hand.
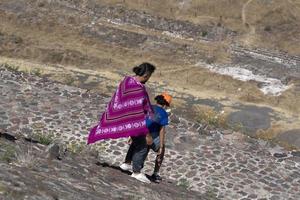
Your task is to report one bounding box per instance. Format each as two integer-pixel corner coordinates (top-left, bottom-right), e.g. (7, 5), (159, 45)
(157, 148), (163, 166)
(157, 147), (163, 156)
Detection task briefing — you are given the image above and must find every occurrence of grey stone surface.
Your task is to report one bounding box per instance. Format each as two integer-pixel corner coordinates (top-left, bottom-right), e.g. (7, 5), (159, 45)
(277, 129), (300, 149)
(228, 105), (272, 135)
(0, 66), (300, 200)
(0, 138), (205, 200)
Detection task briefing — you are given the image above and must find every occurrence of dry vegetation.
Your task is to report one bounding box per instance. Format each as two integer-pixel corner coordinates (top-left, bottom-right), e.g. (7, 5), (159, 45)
(100, 0), (300, 55)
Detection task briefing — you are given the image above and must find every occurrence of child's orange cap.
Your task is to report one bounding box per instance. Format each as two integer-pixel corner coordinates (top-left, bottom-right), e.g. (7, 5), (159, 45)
(162, 92), (172, 105)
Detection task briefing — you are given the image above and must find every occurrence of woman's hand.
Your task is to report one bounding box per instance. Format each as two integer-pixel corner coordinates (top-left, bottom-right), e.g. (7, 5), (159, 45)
(127, 137), (132, 145)
(146, 133), (153, 145)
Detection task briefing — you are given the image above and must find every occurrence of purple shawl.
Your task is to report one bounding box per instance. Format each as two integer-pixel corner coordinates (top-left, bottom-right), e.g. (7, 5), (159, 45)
(87, 76), (153, 144)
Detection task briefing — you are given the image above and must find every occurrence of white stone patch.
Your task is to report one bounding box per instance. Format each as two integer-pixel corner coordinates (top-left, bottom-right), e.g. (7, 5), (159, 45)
(162, 31), (185, 40)
(106, 18), (123, 26)
(246, 51), (298, 66)
(196, 62), (291, 96)
(178, 0), (192, 9)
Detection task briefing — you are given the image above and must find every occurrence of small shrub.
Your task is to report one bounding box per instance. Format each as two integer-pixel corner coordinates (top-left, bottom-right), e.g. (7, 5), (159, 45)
(98, 142), (108, 152)
(0, 144), (16, 163)
(2, 63), (19, 72)
(230, 122), (244, 132)
(264, 25), (272, 32)
(67, 142), (85, 154)
(197, 109), (227, 129)
(177, 178), (190, 190)
(64, 75), (76, 85)
(30, 68), (42, 76)
(0, 183), (6, 194)
(32, 131), (55, 145)
(204, 187), (218, 200)
(3, 190), (23, 199)
(201, 31), (208, 37)
(14, 146), (38, 168)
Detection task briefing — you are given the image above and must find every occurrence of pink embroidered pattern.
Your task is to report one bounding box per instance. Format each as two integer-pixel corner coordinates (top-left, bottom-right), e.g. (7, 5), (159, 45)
(87, 76), (153, 144)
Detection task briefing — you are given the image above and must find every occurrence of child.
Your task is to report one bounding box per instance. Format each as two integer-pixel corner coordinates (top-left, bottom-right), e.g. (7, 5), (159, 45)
(120, 93), (172, 183)
(146, 93), (171, 183)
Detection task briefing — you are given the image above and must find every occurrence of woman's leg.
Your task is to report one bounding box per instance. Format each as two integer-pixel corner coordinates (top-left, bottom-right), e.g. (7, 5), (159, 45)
(124, 142), (135, 163)
(131, 135), (148, 173)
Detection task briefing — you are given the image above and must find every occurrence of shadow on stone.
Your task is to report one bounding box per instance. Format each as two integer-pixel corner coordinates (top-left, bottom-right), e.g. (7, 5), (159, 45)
(228, 105), (272, 136)
(0, 132), (17, 141)
(95, 161), (131, 175)
(24, 137), (39, 144)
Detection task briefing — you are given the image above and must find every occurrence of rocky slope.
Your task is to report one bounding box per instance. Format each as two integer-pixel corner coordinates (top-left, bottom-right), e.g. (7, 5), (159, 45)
(0, 1), (300, 198)
(1, 66), (300, 200)
(0, 134), (207, 200)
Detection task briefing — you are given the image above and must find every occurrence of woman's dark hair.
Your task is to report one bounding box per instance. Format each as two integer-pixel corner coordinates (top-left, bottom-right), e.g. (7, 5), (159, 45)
(133, 62), (156, 76)
(154, 95), (169, 107)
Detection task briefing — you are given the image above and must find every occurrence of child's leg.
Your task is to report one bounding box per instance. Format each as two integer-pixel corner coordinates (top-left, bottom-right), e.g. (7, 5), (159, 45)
(154, 145), (165, 174)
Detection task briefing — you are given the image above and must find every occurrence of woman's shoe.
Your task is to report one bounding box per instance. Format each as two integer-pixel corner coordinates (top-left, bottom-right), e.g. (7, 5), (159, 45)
(131, 173), (151, 184)
(120, 163), (132, 171)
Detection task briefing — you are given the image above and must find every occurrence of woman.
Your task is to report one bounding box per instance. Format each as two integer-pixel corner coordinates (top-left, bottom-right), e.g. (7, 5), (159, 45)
(87, 62), (155, 183)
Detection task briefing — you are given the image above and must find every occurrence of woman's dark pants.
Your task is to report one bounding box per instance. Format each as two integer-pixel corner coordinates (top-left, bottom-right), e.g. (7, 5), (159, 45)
(125, 135), (148, 173)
